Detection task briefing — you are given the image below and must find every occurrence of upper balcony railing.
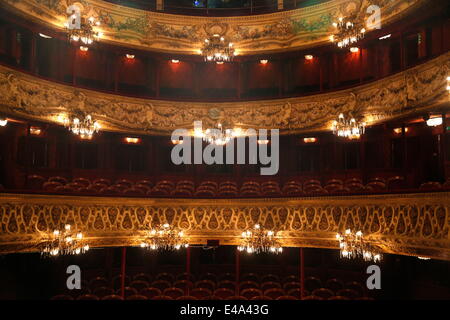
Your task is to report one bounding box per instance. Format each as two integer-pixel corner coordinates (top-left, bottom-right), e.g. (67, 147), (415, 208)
(104, 0), (326, 16)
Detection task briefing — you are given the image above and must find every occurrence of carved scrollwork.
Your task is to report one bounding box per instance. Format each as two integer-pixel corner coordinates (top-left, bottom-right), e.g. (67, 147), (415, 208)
(1, 0), (427, 54)
(0, 193), (449, 260)
(0, 51), (449, 134)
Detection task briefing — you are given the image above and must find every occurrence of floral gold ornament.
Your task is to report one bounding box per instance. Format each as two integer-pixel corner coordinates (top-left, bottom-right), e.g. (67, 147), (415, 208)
(238, 224), (283, 254)
(40, 224), (89, 257)
(336, 229), (382, 263)
(140, 223), (189, 251)
(332, 113), (365, 140)
(330, 15), (366, 49)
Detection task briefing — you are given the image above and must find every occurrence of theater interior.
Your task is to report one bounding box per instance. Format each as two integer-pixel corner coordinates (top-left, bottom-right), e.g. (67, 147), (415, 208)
(0, 0), (449, 302)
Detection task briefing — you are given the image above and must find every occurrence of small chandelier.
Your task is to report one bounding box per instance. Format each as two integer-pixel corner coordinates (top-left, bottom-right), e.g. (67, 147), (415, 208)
(140, 223), (189, 251)
(40, 224), (90, 257)
(332, 113), (365, 139)
(330, 16), (366, 48)
(203, 122), (236, 146)
(336, 229), (382, 262)
(201, 34), (235, 63)
(238, 224), (283, 254)
(67, 15), (101, 45)
(64, 114), (100, 139)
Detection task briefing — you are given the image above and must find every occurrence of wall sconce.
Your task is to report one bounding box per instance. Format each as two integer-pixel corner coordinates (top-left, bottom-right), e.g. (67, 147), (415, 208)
(393, 127), (409, 134)
(172, 139), (184, 145)
(39, 33), (52, 39)
(257, 139), (269, 145)
(260, 59), (268, 65)
(350, 47), (359, 53)
(426, 117), (443, 127)
(29, 126), (42, 135)
(305, 55), (314, 60)
(79, 46), (89, 52)
(216, 61), (224, 65)
(303, 137), (317, 143)
(171, 59), (180, 64)
(126, 54), (135, 59)
(125, 137), (141, 144)
(0, 118), (7, 127)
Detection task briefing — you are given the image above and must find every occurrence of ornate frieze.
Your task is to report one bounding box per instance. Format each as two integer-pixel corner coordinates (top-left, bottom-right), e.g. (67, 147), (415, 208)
(0, 52), (448, 134)
(0, 192), (449, 260)
(1, 0), (426, 54)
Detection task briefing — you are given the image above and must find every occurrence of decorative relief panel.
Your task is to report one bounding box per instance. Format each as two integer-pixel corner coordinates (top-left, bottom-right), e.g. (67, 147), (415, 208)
(0, 192), (449, 260)
(0, 52), (448, 134)
(1, 0), (426, 54)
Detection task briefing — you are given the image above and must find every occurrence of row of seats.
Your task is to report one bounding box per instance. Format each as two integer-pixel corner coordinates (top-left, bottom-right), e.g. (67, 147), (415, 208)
(52, 293), (374, 300)
(52, 272), (369, 301)
(25, 175), (449, 197)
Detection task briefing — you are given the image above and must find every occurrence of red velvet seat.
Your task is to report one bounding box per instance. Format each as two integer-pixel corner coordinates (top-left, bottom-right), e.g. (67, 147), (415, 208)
(190, 288), (212, 299)
(261, 281), (281, 292)
(101, 295), (123, 300)
(163, 287), (184, 299)
(312, 288), (334, 299)
(126, 294), (147, 300)
(43, 181), (62, 192)
(239, 281), (259, 291)
(276, 295), (297, 300)
(217, 280), (236, 291)
(176, 296), (198, 300)
(213, 288), (234, 299)
(241, 288), (262, 299)
(155, 273), (175, 283)
(115, 287), (137, 298)
(261, 274), (280, 283)
(27, 174), (45, 189)
(89, 277), (108, 291)
(48, 176), (68, 185)
(195, 280), (215, 292)
(151, 280), (172, 291)
(77, 294), (99, 300)
(72, 177), (90, 187)
(133, 273), (152, 283)
(264, 288), (285, 299)
(130, 280), (149, 292)
(251, 296), (273, 300)
(139, 287), (161, 299)
(93, 287), (114, 298)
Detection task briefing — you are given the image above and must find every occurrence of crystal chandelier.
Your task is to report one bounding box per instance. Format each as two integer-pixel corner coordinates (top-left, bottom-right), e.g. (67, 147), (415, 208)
(330, 15), (366, 48)
(67, 15), (101, 45)
(203, 122), (236, 146)
(64, 114), (100, 139)
(140, 223), (189, 251)
(332, 113), (365, 140)
(201, 34), (235, 63)
(40, 224), (90, 257)
(238, 224), (283, 254)
(336, 229), (382, 262)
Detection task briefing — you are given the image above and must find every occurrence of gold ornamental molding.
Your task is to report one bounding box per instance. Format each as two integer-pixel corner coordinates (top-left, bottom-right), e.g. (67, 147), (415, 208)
(0, 51), (449, 134)
(1, 0), (428, 55)
(0, 192), (449, 260)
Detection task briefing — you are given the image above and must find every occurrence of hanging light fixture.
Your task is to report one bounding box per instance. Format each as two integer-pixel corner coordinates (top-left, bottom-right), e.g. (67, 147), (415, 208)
(40, 224), (90, 257)
(140, 223), (189, 251)
(332, 113), (365, 139)
(330, 15), (366, 48)
(64, 114), (100, 139)
(203, 122), (236, 146)
(336, 229), (382, 262)
(238, 224), (283, 254)
(201, 34), (235, 63)
(67, 15), (101, 46)
(0, 116), (7, 127)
